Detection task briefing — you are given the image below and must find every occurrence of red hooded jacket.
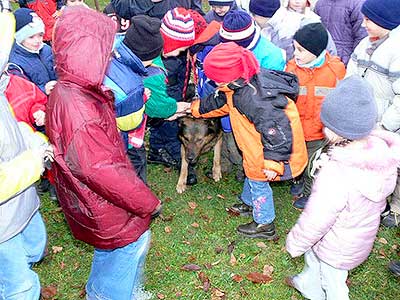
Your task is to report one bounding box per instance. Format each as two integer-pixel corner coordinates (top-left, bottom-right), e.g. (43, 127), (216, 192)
(46, 7), (160, 249)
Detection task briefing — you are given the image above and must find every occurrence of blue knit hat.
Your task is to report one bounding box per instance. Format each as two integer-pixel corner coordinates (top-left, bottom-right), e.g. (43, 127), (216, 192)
(14, 8), (45, 44)
(209, 0), (234, 6)
(249, 0), (280, 18)
(320, 76), (377, 140)
(361, 0), (400, 30)
(219, 10), (260, 49)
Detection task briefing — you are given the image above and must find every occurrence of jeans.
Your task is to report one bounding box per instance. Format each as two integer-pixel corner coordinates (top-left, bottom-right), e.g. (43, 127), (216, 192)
(240, 178), (275, 224)
(149, 121), (181, 162)
(0, 212), (47, 300)
(86, 230), (152, 300)
(127, 145), (147, 184)
(292, 250), (349, 300)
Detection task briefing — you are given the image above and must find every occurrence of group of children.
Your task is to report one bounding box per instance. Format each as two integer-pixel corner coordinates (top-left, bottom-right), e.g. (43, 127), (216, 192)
(1, 0), (400, 299)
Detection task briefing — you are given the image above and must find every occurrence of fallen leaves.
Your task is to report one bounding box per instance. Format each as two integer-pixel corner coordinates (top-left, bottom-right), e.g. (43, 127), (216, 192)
(181, 263), (201, 271)
(246, 272), (273, 284)
(198, 271), (211, 292)
(231, 274), (243, 283)
(51, 246), (63, 254)
(229, 253), (237, 266)
(41, 285), (58, 299)
(211, 288), (226, 300)
(164, 226), (172, 234)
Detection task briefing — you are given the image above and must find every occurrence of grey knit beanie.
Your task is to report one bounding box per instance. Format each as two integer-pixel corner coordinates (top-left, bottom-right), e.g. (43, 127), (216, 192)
(320, 75), (377, 140)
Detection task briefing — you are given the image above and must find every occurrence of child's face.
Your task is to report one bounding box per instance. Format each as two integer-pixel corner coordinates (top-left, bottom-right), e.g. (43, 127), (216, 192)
(21, 33), (44, 51)
(293, 40), (316, 65)
(252, 14), (270, 28)
(362, 17), (390, 39)
(212, 5), (231, 17)
(288, 0), (308, 13)
(66, 0), (84, 6)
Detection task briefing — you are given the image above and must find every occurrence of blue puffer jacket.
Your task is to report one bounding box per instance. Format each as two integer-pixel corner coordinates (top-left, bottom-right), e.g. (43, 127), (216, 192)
(8, 42), (57, 94)
(103, 41), (147, 149)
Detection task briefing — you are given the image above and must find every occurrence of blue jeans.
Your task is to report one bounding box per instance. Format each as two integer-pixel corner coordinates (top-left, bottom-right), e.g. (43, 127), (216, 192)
(0, 212), (47, 300)
(86, 230), (152, 300)
(241, 178), (275, 224)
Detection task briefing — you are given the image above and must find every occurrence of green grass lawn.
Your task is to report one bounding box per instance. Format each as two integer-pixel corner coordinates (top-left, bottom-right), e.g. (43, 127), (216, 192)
(37, 158), (400, 299)
(28, 1), (399, 299)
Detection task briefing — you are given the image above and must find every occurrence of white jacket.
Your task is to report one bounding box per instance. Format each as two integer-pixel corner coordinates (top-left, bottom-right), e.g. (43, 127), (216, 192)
(346, 26), (400, 132)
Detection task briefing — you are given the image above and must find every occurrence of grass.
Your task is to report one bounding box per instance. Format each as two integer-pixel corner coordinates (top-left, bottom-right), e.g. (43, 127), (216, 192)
(26, 1), (399, 299)
(37, 156), (400, 299)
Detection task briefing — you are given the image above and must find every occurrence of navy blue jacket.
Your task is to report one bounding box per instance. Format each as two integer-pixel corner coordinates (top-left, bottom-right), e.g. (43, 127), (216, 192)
(8, 43), (57, 94)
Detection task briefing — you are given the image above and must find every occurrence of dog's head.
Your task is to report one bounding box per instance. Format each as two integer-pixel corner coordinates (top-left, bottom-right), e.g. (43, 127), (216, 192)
(178, 116), (222, 164)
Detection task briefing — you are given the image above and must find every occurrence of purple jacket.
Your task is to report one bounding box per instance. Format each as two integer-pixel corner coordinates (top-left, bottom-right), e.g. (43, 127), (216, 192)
(315, 0), (367, 65)
(286, 130), (400, 270)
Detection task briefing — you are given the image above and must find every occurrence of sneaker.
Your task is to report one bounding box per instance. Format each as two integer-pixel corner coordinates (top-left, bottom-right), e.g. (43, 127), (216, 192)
(388, 260), (400, 277)
(381, 211), (400, 228)
(36, 178), (50, 195)
(293, 195), (309, 210)
(49, 185), (58, 202)
(147, 148), (179, 169)
(230, 203), (253, 216)
(290, 180), (304, 197)
(237, 221), (276, 239)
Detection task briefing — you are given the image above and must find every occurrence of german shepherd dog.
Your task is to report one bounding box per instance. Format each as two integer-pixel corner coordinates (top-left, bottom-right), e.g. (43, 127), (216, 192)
(176, 116), (223, 193)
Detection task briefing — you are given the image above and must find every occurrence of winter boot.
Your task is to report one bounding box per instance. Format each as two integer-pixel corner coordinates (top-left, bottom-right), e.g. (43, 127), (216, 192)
(237, 221), (276, 239)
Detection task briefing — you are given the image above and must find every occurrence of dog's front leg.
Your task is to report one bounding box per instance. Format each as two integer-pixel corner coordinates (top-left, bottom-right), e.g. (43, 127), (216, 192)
(176, 144), (189, 193)
(212, 136), (222, 182)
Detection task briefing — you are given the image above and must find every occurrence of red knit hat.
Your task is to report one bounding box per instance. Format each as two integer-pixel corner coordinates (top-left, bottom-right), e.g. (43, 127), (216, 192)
(160, 7), (195, 54)
(204, 42), (260, 84)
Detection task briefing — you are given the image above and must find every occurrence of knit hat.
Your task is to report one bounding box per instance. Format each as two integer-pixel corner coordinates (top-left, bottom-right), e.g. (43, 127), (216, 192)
(361, 0), (400, 30)
(219, 10), (260, 49)
(14, 8), (45, 44)
(293, 22), (328, 56)
(123, 15), (163, 61)
(320, 76), (377, 140)
(160, 7), (195, 54)
(204, 41), (260, 84)
(249, 0), (280, 18)
(208, 0), (234, 6)
(189, 9), (221, 46)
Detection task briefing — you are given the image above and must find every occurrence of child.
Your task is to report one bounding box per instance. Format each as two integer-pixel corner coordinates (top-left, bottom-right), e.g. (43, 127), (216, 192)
(286, 22), (345, 209)
(251, 0), (336, 61)
(314, 0), (367, 65)
(47, 7), (161, 299)
(285, 75), (400, 299)
(103, 15), (161, 182)
(191, 42), (307, 239)
(346, 0), (400, 228)
(17, 0), (62, 43)
(218, 9), (286, 183)
(205, 0), (239, 23)
(5, 74), (47, 128)
(0, 10), (52, 299)
(8, 8), (57, 95)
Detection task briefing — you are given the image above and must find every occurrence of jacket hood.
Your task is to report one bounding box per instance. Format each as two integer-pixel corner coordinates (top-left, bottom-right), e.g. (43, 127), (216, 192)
(329, 130), (400, 202)
(114, 42), (147, 76)
(53, 7), (116, 88)
(256, 69), (299, 101)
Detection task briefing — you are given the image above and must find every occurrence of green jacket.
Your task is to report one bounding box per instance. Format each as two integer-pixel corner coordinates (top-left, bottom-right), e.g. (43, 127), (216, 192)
(143, 56), (177, 118)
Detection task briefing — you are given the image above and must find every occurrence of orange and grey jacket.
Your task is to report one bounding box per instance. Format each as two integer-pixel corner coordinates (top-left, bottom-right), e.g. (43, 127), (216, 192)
(285, 53), (346, 141)
(192, 69), (308, 181)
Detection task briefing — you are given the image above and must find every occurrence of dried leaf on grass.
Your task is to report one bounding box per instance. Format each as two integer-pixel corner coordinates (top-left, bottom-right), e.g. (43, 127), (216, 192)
(262, 265), (274, 276)
(229, 253), (237, 266)
(378, 237), (388, 244)
(191, 222), (200, 228)
(231, 274), (243, 283)
(51, 246), (63, 254)
(157, 293), (165, 299)
(41, 285), (58, 299)
(215, 245), (224, 254)
(256, 242), (267, 249)
(211, 288), (226, 300)
(227, 241), (236, 255)
(246, 272), (273, 284)
(188, 201), (198, 209)
(164, 226), (172, 234)
(181, 263), (201, 271)
(198, 271), (211, 292)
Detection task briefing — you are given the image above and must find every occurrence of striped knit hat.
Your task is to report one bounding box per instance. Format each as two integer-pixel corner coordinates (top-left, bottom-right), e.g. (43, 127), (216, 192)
(219, 10), (260, 49)
(161, 7), (195, 55)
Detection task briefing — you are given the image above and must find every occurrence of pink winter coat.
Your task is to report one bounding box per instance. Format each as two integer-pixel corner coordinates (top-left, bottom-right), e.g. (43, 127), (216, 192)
(286, 130), (400, 270)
